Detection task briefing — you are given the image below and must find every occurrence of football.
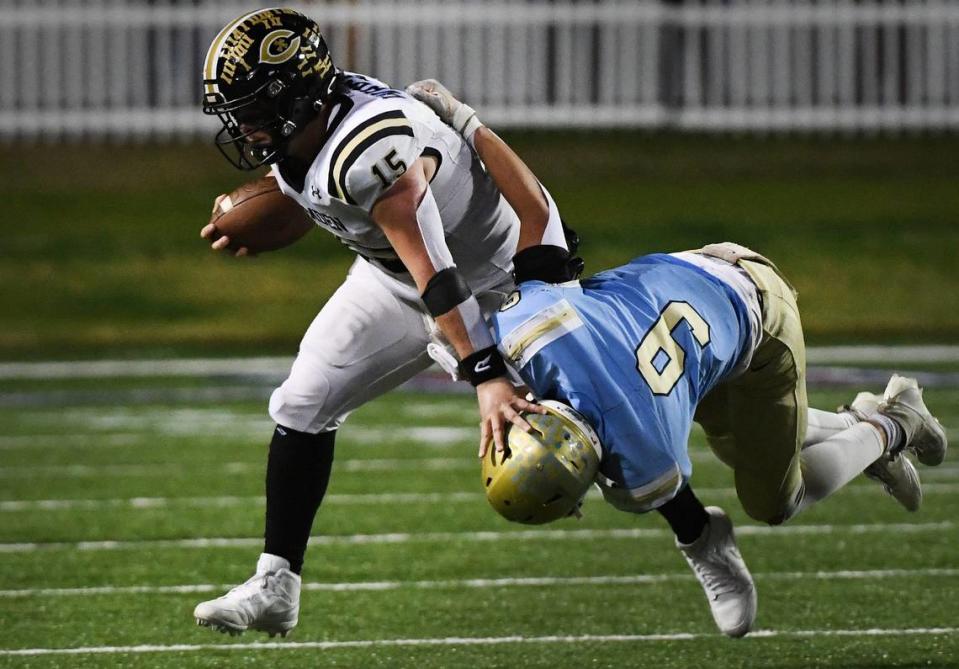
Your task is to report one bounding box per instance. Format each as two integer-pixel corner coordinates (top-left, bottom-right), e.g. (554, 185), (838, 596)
(209, 176), (313, 253)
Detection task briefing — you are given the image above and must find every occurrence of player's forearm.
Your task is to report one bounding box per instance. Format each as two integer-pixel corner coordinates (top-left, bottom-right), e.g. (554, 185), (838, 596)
(373, 163), (506, 384)
(470, 127), (549, 253)
(435, 304), (488, 358)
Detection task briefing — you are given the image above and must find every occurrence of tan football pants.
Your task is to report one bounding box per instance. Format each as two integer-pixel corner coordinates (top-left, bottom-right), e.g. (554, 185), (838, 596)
(692, 244), (807, 525)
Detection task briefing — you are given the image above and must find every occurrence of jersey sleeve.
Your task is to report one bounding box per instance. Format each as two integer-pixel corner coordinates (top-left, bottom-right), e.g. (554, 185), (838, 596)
(537, 184), (568, 249)
(327, 109), (422, 212)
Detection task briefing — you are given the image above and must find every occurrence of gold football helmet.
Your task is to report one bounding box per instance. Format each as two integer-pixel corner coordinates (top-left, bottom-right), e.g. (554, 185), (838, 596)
(481, 400), (602, 524)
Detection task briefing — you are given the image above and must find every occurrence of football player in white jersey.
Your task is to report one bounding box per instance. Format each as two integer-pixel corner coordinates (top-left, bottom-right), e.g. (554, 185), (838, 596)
(192, 8), (584, 637)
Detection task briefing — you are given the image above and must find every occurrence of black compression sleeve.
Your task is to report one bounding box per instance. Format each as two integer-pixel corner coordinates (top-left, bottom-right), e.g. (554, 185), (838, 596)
(264, 426), (335, 574)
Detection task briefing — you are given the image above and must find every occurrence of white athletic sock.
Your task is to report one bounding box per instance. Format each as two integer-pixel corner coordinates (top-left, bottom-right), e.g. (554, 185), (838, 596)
(794, 422), (885, 515)
(803, 408), (859, 448)
(867, 413), (905, 453)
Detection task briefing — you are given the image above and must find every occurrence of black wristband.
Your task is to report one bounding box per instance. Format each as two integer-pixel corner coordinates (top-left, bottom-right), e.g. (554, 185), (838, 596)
(458, 346), (508, 386)
(512, 245), (585, 284)
(421, 267), (472, 318)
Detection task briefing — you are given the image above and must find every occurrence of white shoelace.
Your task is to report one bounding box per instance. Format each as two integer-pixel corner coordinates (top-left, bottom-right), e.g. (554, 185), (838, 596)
(689, 547), (743, 599)
(225, 572), (273, 598)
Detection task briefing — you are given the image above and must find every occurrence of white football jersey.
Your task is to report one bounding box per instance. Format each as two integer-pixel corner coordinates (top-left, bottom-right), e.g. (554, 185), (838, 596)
(272, 72), (518, 292)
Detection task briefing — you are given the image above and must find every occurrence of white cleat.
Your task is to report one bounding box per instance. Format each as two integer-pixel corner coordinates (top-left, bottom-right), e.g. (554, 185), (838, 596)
(880, 375), (947, 466)
(841, 389), (922, 512)
(841, 391), (880, 420)
(677, 506), (757, 638)
(863, 451), (922, 512)
(193, 553), (300, 638)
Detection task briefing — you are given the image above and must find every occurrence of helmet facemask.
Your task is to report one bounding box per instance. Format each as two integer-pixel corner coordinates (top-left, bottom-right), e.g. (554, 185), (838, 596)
(204, 75), (323, 170)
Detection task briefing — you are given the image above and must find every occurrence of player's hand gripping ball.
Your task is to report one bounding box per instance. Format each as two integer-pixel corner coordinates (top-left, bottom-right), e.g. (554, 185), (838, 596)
(202, 176), (313, 256)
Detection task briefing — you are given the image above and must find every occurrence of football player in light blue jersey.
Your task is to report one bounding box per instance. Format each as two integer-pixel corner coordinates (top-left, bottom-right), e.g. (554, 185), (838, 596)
(492, 252), (753, 508)
(408, 80), (948, 638)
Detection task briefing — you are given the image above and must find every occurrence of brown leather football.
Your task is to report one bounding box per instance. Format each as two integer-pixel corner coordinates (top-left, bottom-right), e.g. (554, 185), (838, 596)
(209, 176), (313, 253)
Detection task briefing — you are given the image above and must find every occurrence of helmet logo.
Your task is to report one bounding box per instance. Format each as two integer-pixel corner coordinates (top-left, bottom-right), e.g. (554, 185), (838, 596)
(260, 30), (300, 65)
(500, 290), (521, 312)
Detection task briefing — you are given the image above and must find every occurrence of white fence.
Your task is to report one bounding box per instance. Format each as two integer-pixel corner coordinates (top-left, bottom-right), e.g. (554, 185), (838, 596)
(1, 0), (958, 140)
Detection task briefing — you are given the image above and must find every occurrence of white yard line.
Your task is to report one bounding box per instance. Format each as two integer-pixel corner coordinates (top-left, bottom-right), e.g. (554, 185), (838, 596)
(5, 483), (959, 513)
(0, 434), (147, 450)
(919, 465), (959, 480)
(0, 457), (475, 478)
(0, 627), (955, 656)
(0, 439), (719, 467)
(0, 357), (292, 380)
(1, 453), (953, 479)
(0, 521), (951, 554)
(1, 568), (956, 599)
(0, 492), (472, 511)
(806, 345), (959, 364)
(0, 425), (476, 450)
(2, 346), (957, 380)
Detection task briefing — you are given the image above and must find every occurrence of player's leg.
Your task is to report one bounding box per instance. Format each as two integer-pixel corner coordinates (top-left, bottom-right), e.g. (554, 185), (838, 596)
(260, 264), (437, 572)
(724, 260), (901, 524)
(799, 393), (920, 511)
(837, 378), (947, 467)
(744, 380), (929, 516)
(804, 408), (859, 446)
(800, 373), (947, 513)
(656, 485), (757, 638)
(696, 380), (858, 462)
(828, 376), (947, 509)
(693, 386), (737, 469)
(194, 260), (435, 636)
(268, 263), (435, 560)
(725, 334), (813, 524)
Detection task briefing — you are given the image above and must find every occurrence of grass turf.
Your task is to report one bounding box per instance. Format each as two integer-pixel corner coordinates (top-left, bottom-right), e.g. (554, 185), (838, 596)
(0, 381), (956, 668)
(1, 133), (958, 360)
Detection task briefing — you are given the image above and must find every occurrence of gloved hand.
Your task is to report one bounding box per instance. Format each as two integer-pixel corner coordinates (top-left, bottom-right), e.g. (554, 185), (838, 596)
(406, 79), (484, 146)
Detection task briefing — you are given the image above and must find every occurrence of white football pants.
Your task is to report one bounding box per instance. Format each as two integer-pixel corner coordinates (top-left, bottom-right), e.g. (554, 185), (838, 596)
(268, 257), (513, 434)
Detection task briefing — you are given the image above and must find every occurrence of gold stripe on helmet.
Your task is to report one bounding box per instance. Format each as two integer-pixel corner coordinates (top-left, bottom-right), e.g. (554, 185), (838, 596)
(203, 9), (263, 94)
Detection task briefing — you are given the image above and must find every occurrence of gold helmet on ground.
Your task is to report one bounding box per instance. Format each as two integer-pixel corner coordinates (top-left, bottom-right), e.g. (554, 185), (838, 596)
(481, 400), (602, 525)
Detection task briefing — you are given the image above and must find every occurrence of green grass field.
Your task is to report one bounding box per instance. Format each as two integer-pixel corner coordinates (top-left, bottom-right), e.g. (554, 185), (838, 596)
(2, 134), (958, 360)
(1, 131), (957, 666)
(0, 378), (956, 668)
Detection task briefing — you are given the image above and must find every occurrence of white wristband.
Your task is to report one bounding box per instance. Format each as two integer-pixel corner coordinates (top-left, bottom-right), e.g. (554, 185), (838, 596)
(452, 103), (484, 148)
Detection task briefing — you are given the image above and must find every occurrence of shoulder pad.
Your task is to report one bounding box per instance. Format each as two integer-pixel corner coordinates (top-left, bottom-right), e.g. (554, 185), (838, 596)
(339, 72), (408, 101)
(326, 109), (419, 210)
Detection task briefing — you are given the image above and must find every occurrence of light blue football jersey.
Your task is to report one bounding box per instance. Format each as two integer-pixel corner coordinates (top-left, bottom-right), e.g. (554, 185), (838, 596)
(490, 253), (753, 500)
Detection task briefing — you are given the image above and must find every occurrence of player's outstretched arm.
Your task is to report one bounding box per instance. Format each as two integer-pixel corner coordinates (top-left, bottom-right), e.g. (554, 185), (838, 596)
(371, 158), (545, 455)
(407, 79), (581, 283)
